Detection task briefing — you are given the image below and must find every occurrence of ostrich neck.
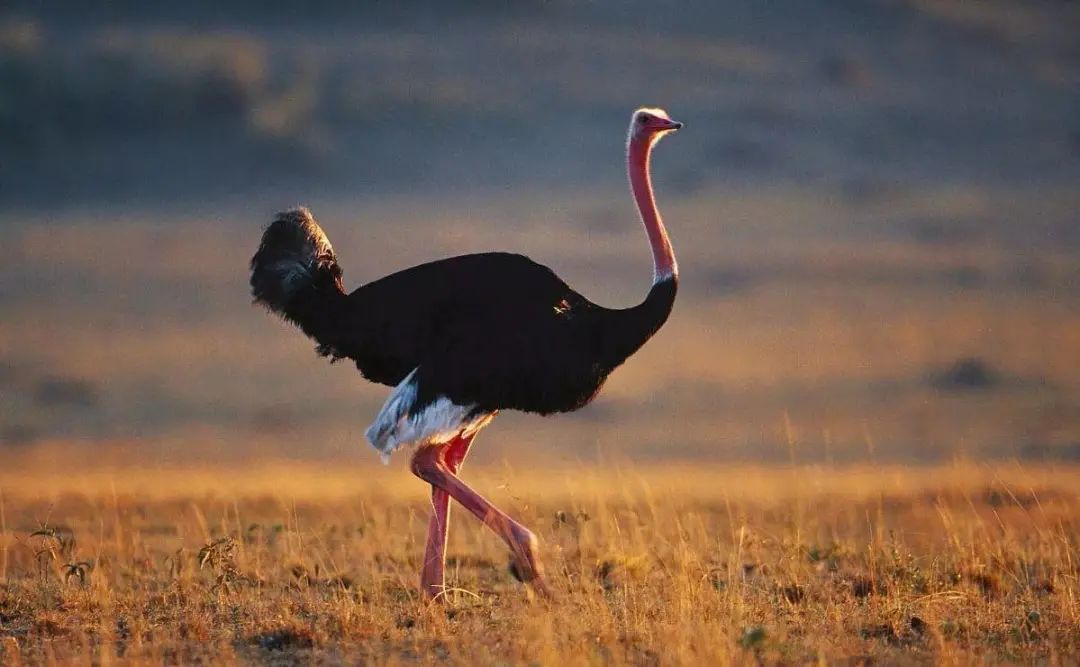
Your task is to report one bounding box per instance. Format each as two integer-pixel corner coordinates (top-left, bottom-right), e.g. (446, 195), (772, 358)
(591, 133), (679, 373)
(628, 136), (677, 284)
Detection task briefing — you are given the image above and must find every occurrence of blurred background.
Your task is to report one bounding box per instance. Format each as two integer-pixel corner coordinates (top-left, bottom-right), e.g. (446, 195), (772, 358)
(0, 0), (1077, 466)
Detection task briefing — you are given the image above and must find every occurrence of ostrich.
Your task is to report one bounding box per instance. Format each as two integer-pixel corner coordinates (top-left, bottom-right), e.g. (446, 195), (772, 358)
(250, 107), (683, 598)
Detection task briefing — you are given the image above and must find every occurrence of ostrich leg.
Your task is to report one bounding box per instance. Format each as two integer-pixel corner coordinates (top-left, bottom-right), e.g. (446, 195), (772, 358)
(411, 443), (549, 597)
(420, 433), (475, 599)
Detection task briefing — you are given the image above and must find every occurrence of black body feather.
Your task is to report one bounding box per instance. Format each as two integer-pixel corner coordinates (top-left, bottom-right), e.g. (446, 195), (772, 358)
(251, 208), (677, 418)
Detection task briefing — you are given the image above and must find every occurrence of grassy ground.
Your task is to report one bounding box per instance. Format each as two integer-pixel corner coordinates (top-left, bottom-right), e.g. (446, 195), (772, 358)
(0, 460), (1077, 664)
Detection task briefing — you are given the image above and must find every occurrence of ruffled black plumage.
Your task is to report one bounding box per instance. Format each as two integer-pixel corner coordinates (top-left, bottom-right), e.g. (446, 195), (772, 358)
(250, 208), (676, 418)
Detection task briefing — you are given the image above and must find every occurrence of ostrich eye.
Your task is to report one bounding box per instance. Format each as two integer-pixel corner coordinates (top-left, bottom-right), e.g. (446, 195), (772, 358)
(638, 115), (649, 124)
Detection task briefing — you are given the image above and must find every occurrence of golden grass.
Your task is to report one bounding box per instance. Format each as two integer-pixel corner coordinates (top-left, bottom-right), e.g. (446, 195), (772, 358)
(1, 460), (1077, 664)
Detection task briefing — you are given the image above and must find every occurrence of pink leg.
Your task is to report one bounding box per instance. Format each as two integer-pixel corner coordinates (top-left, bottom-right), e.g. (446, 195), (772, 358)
(420, 433), (475, 599)
(412, 442), (549, 597)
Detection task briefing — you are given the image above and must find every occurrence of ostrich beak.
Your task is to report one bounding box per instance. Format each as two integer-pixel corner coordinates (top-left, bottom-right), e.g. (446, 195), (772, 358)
(662, 120), (683, 131)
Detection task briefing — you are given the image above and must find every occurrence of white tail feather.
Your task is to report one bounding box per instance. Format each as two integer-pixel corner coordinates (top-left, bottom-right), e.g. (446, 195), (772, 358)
(365, 368), (493, 463)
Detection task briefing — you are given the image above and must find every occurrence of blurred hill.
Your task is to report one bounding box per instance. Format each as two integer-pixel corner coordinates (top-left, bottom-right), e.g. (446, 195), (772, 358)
(0, 1), (1078, 464)
(2, 0), (1078, 207)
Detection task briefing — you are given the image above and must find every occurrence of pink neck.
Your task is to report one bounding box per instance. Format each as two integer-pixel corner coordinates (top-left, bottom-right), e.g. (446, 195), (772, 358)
(628, 135), (677, 284)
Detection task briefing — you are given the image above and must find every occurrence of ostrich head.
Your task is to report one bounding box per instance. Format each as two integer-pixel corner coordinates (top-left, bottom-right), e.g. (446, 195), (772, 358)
(629, 107), (683, 144)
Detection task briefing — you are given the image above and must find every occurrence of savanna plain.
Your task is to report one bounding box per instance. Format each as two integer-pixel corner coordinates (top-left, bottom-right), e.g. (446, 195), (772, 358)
(2, 0), (1080, 664)
(0, 462), (1078, 664)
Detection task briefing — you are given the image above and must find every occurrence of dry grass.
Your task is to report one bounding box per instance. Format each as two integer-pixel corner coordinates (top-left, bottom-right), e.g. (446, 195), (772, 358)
(0, 460), (1077, 664)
